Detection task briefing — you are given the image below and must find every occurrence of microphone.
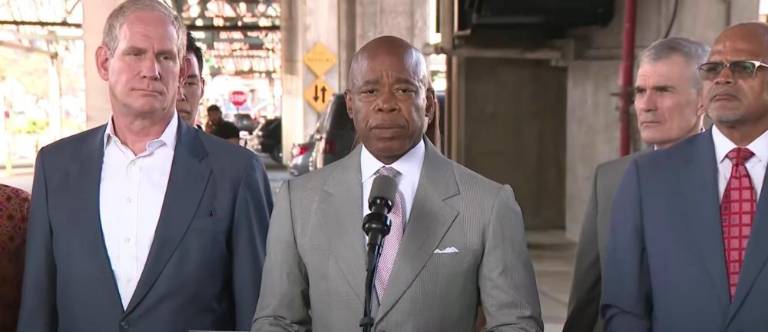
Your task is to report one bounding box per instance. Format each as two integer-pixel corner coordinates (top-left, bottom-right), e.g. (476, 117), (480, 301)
(363, 174), (398, 236)
(360, 174), (398, 332)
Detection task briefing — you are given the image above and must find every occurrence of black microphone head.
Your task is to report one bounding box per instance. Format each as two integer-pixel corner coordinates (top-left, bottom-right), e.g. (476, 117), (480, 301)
(368, 174), (398, 212)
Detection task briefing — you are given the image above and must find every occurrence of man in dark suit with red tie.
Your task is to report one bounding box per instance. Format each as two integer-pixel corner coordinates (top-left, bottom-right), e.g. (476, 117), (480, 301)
(603, 22), (768, 331)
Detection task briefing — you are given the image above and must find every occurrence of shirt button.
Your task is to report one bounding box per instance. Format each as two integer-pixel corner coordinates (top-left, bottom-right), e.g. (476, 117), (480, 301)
(124, 238), (131, 244)
(126, 197), (132, 203)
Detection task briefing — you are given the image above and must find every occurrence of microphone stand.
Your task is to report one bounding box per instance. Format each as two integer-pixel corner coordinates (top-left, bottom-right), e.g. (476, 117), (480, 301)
(359, 197), (392, 332)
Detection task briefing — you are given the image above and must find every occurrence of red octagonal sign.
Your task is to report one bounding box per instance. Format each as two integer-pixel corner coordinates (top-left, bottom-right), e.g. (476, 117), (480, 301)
(230, 90), (247, 107)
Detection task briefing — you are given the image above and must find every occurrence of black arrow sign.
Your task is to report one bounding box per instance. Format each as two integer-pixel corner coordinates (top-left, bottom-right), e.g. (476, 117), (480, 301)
(321, 86), (327, 103)
(313, 85), (319, 102)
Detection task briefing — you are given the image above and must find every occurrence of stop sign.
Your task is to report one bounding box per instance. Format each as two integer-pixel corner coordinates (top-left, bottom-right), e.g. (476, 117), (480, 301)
(230, 90), (247, 107)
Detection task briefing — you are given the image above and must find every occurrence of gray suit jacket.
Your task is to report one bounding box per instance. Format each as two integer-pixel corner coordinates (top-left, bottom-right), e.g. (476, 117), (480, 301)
(563, 155), (633, 332)
(603, 129), (768, 331)
(18, 118), (273, 332)
(252, 140), (542, 332)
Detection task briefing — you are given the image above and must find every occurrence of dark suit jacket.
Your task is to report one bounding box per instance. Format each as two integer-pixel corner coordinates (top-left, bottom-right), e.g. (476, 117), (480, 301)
(602, 129), (768, 331)
(563, 155), (633, 332)
(253, 140), (542, 332)
(17, 117), (273, 332)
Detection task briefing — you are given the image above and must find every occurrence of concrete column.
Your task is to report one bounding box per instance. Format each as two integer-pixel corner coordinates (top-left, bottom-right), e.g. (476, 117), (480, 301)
(280, 0), (340, 163)
(355, 0), (429, 49)
(83, 0), (122, 129)
(338, 0), (356, 91)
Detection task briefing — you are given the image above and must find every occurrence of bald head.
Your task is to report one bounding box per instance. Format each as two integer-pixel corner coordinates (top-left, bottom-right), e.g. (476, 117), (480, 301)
(704, 22), (768, 146)
(714, 22), (768, 58)
(347, 36), (430, 90)
(344, 35), (436, 164)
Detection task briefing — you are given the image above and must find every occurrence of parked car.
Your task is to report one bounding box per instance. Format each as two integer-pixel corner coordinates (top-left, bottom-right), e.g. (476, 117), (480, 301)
(233, 113), (257, 134)
(252, 117), (282, 163)
(288, 136), (315, 176)
(309, 95), (356, 171)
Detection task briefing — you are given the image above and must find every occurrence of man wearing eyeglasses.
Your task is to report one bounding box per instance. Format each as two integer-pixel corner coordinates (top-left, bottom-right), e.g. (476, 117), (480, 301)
(564, 37), (708, 332)
(602, 22), (768, 331)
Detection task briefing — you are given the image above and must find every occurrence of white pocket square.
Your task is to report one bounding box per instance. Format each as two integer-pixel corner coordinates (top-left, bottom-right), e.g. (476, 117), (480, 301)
(433, 246), (459, 254)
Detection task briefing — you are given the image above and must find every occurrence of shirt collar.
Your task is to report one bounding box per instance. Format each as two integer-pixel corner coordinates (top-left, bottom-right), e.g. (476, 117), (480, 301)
(712, 124), (768, 164)
(103, 112), (179, 154)
(361, 139), (426, 183)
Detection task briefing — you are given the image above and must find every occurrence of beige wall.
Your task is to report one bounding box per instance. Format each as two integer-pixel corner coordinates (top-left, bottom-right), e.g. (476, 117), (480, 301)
(463, 58), (567, 230)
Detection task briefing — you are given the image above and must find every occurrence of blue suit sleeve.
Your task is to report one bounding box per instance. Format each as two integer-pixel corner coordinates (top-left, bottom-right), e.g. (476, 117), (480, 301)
(17, 148), (57, 332)
(232, 154), (273, 330)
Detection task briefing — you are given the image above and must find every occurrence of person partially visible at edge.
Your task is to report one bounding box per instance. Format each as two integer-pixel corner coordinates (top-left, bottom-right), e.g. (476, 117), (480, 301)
(176, 31), (205, 129)
(205, 104), (240, 144)
(17, 0), (273, 331)
(564, 37), (708, 332)
(0, 184), (30, 332)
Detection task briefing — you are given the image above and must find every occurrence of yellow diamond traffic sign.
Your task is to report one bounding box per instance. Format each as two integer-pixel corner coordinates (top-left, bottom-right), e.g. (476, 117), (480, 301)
(303, 43), (337, 77)
(304, 78), (335, 112)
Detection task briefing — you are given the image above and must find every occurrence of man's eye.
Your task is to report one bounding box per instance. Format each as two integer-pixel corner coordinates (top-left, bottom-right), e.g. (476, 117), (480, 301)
(361, 89), (376, 95)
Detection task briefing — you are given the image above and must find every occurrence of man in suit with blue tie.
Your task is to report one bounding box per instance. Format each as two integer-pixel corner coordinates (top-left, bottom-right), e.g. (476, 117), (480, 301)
(17, 0), (272, 331)
(603, 22), (768, 331)
(252, 36), (543, 332)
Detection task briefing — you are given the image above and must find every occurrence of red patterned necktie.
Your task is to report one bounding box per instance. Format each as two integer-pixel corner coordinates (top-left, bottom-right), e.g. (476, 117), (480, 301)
(720, 147), (756, 300)
(374, 166), (404, 299)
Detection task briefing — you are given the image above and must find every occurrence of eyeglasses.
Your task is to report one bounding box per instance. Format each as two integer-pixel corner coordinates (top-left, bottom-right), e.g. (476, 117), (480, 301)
(698, 60), (768, 80)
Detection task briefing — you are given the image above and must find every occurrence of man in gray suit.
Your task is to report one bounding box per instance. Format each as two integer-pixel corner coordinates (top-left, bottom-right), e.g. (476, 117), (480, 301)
(252, 36), (542, 332)
(563, 37), (708, 332)
(603, 22), (768, 331)
(17, 1), (272, 331)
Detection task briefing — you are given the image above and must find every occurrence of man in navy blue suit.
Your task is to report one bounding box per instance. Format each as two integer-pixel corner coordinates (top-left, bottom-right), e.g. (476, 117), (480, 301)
(603, 22), (768, 331)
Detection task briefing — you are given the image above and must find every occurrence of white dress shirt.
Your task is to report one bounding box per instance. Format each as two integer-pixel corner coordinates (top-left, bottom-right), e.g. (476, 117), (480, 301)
(361, 140), (425, 224)
(712, 125), (768, 200)
(99, 114), (177, 309)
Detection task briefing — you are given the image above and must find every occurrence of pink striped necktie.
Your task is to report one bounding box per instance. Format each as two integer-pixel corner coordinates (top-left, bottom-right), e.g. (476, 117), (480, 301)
(375, 166), (404, 299)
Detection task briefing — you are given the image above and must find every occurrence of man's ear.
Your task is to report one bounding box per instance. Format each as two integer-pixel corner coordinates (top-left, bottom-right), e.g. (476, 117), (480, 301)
(696, 93), (706, 117)
(425, 87), (436, 124)
(344, 89), (354, 119)
(96, 45), (111, 81)
(179, 56), (191, 85)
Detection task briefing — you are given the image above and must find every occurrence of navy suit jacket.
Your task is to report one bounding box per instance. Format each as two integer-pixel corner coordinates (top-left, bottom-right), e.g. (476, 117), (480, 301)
(18, 117), (273, 332)
(602, 128), (768, 331)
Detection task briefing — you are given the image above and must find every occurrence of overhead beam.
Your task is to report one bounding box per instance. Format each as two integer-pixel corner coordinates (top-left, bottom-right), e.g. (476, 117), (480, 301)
(186, 24), (280, 31)
(0, 20), (82, 28)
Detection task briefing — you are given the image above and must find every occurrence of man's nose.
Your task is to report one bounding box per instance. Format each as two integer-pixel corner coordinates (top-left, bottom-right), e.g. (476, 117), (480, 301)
(713, 65), (735, 85)
(141, 57), (161, 80)
(375, 90), (398, 113)
(177, 86), (187, 101)
(635, 92), (656, 113)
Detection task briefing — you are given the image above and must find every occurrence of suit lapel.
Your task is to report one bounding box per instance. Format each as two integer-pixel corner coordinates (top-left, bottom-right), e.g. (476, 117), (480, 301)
(376, 141), (459, 320)
(320, 145), (367, 305)
(727, 150), (768, 323)
(73, 126), (126, 311)
(124, 120), (211, 315)
(679, 131), (731, 308)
